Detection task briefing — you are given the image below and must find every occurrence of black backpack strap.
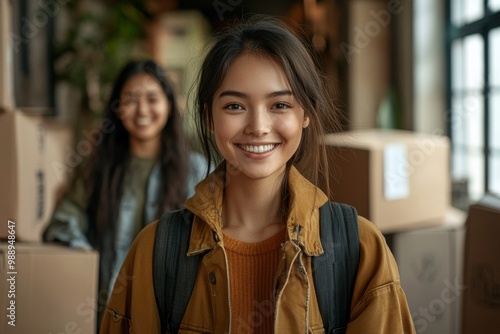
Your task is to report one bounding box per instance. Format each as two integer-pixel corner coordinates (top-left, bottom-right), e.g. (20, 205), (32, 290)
(313, 202), (360, 333)
(153, 209), (200, 334)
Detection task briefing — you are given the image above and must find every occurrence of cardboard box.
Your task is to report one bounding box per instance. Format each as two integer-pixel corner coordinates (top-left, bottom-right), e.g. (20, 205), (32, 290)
(462, 194), (500, 334)
(0, 111), (72, 241)
(0, 242), (99, 334)
(394, 208), (466, 334)
(323, 129), (451, 232)
(0, 0), (14, 109)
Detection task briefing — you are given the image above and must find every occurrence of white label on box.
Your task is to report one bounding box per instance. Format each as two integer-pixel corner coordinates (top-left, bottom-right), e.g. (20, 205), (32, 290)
(384, 143), (410, 201)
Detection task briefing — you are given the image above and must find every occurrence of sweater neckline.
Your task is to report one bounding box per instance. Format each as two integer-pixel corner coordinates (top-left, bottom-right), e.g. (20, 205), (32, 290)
(222, 227), (286, 255)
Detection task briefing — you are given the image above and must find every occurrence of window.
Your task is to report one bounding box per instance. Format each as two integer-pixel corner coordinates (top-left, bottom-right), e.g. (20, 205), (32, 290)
(448, 0), (500, 202)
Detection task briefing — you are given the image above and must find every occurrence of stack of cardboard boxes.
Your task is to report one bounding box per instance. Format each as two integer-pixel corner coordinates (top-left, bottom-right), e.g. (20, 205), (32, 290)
(323, 129), (467, 334)
(461, 195), (500, 333)
(0, 1), (99, 333)
(323, 129), (451, 232)
(393, 209), (466, 334)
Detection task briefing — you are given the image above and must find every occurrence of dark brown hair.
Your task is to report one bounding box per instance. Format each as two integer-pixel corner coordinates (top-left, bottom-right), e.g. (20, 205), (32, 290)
(194, 16), (341, 200)
(86, 60), (188, 243)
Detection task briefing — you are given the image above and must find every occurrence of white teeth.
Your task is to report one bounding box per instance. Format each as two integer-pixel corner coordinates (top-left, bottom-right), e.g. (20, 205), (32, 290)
(136, 118), (151, 126)
(241, 144), (275, 153)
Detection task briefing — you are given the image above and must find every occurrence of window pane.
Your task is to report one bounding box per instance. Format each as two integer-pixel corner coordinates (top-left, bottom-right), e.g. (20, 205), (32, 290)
(488, 91), (500, 199)
(490, 153), (500, 196)
(464, 34), (484, 90)
(452, 91), (485, 200)
(452, 147), (485, 201)
(464, 0), (484, 23)
(490, 93), (500, 149)
(489, 0), (500, 12)
(452, 93), (484, 147)
(452, 0), (463, 26)
(490, 28), (500, 87)
(452, 39), (464, 90)
(451, 95), (466, 145)
(468, 150), (485, 200)
(465, 92), (484, 149)
(452, 146), (467, 179)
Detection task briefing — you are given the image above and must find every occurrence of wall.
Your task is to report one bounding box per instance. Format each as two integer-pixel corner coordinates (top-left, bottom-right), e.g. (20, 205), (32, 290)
(0, 0), (14, 110)
(347, 0), (391, 129)
(345, 0), (446, 133)
(413, 0), (446, 134)
(394, 0), (414, 130)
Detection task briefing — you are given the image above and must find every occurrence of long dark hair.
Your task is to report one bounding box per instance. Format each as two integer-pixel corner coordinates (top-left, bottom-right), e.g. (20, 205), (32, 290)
(194, 16), (341, 199)
(86, 60), (188, 243)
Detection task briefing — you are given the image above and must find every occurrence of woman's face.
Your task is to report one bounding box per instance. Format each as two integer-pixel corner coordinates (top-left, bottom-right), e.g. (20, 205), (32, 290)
(211, 53), (309, 181)
(119, 73), (170, 144)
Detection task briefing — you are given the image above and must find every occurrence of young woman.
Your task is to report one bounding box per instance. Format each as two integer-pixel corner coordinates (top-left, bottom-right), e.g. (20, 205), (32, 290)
(43, 60), (207, 320)
(100, 19), (416, 333)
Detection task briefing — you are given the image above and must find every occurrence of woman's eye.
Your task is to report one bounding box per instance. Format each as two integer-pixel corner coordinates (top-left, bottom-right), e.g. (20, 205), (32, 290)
(273, 103), (290, 109)
(123, 98), (137, 106)
(226, 103), (243, 110)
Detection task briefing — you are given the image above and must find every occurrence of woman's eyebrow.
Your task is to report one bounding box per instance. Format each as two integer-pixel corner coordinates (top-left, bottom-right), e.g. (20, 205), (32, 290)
(266, 90), (293, 98)
(217, 89), (293, 99)
(121, 88), (161, 97)
(218, 90), (247, 99)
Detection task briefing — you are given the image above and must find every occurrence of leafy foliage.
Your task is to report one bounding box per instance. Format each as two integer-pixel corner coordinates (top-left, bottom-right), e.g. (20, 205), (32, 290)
(54, 0), (151, 118)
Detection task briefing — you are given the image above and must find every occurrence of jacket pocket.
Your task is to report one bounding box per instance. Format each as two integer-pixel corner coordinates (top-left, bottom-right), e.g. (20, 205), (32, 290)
(331, 327), (347, 334)
(309, 329), (325, 334)
(100, 308), (132, 334)
(307, 326), (325, 334)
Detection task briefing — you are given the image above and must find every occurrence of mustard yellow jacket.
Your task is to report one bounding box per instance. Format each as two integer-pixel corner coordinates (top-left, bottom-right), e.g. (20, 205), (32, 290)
(100, 166), (416, 333)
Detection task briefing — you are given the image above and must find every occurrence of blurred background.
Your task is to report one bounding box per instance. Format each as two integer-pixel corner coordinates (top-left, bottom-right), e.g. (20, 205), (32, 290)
(1, 0), (500, 333)
(2, 0), (500, 204)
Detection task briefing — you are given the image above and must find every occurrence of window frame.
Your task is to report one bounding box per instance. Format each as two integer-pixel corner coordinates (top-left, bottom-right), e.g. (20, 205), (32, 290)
(446, 0), (500, 200)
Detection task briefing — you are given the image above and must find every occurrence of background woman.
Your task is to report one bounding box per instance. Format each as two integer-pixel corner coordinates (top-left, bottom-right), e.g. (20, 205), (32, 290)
(44, 59), (207, 321)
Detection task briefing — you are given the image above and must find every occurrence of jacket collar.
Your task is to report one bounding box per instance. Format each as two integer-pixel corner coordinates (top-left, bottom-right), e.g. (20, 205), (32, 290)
(184, 162), (328, 256)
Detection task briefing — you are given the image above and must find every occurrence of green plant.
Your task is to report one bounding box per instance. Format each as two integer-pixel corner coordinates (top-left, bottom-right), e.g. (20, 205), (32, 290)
(54, 0), (151, 120)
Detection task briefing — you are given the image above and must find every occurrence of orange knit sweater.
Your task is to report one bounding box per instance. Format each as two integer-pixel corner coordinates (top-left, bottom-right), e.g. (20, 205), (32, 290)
(223, 228), (286, 333)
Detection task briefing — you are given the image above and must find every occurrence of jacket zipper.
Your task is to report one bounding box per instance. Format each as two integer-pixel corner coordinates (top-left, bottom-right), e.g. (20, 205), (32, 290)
(273, 243), (302, 333)
(221, 244), (232, 333)
(298, 253), (310, 334)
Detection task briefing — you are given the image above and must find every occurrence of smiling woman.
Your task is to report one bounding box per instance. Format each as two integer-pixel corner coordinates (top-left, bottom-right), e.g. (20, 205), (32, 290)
(212, 53), (310, 185)
(100, 17), (416, 334)
(118, 72), (171, 158)
(43, 60), (208, 327)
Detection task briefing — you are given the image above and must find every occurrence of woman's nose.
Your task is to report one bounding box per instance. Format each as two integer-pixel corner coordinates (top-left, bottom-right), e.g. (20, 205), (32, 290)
(244, 108), (271, 136)
(137, 99), (149, 115)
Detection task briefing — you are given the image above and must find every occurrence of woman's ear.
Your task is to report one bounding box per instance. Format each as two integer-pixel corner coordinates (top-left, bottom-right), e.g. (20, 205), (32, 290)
(303, 114), (310, 129)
